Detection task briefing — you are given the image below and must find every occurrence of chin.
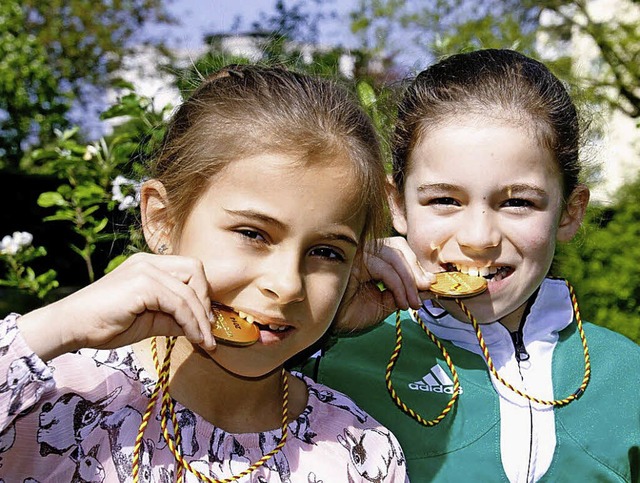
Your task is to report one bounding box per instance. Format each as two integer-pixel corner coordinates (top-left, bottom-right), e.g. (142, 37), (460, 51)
(209, 346), (286, 379)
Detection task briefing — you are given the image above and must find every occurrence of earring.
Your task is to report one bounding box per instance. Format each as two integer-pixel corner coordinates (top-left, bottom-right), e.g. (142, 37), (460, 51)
(158, 243), (168, 255)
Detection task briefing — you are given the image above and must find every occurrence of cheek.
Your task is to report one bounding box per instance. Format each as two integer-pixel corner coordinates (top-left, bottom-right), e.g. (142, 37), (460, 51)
(523, 232), (557, 266)
(205, 258), (253, 299)
(511, 217), (559, 260)
(308, 273), (350, 319)
(405, 219), (452, 260)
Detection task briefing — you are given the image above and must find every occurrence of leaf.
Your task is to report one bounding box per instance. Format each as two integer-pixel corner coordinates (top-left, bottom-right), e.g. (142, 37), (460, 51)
(43, 212), (77, 222)
(105, 254), (129, 273)
(93, 217), (109, 234)
(351, 17), (371, 33)
(357, 81), (377, 109)
(37, 191), (67, 208)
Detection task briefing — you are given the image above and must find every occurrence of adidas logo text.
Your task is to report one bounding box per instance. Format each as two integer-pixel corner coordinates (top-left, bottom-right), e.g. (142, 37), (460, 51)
(409, 364), (463, 394)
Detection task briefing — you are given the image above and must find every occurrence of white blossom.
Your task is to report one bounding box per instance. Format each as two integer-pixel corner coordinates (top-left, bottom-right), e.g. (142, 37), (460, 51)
(0, 231), (33, 255)
(111, 175), (142, 211)
(13, 231), (33, 246)
(83, 144), (99, 161)
(118, 195), (138, 211)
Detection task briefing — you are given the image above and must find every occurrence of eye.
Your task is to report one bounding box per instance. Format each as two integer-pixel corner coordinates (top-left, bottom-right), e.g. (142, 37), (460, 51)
(236, 229), (267, 243)
(430, 197), (459, 206)
(309, 246), (345, 262)
(502, 198), (533, 208)
(82, 409), (97, 424)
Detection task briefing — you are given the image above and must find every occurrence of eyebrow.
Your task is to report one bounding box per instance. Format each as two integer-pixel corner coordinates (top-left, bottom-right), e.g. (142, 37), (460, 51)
(417, 183), (460, 193)
(224, 209), (359, 247)
(225, 209), (286, 230)
(503, 184), (548, 197)
(416, 183), (548, 197)
(316, 231), (359, 248)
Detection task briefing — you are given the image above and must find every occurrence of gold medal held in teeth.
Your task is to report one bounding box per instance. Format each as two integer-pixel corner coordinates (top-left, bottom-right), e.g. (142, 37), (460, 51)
(211, 303), (260, 346)
(430, 271), (488, 298)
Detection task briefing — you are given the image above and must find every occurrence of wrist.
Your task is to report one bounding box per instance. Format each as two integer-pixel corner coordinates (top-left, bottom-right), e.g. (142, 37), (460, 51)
(17, 302), (82, 361)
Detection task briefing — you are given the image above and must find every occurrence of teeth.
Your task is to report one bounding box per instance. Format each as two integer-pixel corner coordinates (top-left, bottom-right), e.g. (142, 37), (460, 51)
(238, 311), (255, 324)
(451, 264), (504, 278)
(238, 310), (289, 331)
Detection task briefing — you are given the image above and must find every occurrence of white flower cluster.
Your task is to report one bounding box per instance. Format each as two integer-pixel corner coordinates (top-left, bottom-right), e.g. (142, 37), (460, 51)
(0, 231), (33, 255)
(111, 175), (142, 211)
(83, 144), (99, 161)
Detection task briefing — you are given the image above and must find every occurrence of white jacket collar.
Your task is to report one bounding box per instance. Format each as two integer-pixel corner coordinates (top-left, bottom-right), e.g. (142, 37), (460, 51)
(415, 278), (575, 355)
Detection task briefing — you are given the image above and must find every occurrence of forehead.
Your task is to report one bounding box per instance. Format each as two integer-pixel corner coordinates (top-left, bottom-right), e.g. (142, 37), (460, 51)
(208, 153), (367, 226)
(407, 119), (562, 190)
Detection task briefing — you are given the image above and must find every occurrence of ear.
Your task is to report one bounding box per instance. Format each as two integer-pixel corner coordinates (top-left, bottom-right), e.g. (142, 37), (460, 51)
(386, 175), (408, 235)
(557, 184), (590, 242)
(140, 179), (173, 253)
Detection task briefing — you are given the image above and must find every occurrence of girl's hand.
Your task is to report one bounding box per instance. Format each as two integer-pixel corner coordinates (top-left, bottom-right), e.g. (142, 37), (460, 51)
(16, 253), (216, 361)
(333, 237), (434, 333)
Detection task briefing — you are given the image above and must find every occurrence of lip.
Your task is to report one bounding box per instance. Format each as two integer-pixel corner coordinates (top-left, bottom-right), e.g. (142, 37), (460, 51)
(235, 308), (296, 344)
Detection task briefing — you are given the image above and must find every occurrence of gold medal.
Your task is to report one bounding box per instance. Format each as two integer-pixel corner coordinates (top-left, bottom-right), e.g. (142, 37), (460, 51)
(429, 271), (488, 298)
(211, 303), (260, 346)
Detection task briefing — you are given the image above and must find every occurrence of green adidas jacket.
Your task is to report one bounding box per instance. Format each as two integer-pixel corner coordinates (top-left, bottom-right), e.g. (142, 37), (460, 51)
(302, 281), (640, 482)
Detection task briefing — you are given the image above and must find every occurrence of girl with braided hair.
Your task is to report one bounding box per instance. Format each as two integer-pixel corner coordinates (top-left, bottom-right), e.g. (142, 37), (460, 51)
(0, 65), (407, 482)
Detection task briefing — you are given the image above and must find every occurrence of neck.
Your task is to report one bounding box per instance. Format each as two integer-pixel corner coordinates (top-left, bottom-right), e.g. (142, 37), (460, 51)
(133, 337), (307, 433)
(499, 304), (527, 332)
(432, 297), (529, 332)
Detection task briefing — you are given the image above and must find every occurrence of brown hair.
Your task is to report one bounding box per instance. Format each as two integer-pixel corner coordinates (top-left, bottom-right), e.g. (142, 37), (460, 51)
(392, 49), (582, 198)
(150, 64), (387, 245)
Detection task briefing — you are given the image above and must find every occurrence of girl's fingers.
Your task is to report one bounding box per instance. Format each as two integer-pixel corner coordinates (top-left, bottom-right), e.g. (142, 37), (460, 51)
(362, 252), (412, 310)
(364, 238), (435, 309)
(127, 259), (213, 347)
(380, 238), (434, 289)
(160, 256), (216, 350)
(90, 253), (215, 349)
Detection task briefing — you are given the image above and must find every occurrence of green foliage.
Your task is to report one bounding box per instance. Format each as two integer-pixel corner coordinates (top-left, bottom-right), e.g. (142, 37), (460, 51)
(531, 0), (640, 118)
(0, 0), (171, 171)
(0, 1), (70, 169)
(555, 176), (640, 343)
(20, 0), (172, 93)
(28, 90), (165, 283)
(356, 80), (395, 167)
(348, 0), (640, 118)
(33, 129), (122, 283)
(0, 232), (58, 299)
(350, 0), (408, 56)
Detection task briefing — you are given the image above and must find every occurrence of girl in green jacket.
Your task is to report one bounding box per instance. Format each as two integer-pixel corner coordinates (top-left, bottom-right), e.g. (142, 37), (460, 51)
(306, 49), (640, 482)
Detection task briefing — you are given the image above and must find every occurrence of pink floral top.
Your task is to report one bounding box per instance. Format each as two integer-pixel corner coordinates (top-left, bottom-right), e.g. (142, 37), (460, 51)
(0, 314), (408, 482)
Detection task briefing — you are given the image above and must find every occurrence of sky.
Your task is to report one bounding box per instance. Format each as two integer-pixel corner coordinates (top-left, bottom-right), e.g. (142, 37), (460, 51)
(147, 0), (360, 52)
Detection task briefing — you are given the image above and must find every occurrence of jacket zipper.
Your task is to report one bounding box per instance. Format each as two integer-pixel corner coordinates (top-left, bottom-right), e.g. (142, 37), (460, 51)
(511, 328), (530, 362)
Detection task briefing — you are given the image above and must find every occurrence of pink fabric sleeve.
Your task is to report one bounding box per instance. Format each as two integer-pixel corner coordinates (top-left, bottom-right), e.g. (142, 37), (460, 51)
(0, 313), (55, 431)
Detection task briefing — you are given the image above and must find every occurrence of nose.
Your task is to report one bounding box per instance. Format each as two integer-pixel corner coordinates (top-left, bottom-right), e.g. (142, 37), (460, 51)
(259, 251), (305, 304)
(456, 207), (501, 252)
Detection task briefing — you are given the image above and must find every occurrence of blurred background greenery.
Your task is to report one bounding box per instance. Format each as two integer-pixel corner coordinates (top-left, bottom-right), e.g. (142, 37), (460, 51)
(0, 0), (638, 343)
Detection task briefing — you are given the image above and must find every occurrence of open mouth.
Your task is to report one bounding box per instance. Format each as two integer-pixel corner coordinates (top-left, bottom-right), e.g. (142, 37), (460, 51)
(236, 310), (292, 334)
(442, 263), (513, 282)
